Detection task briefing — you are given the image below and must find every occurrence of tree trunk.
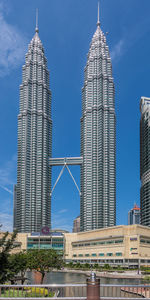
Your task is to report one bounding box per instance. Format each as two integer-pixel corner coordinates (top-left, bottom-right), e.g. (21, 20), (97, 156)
(41, 272), (45, 284)
(21, 271), (26, 285)
(33, 271), (43, 284)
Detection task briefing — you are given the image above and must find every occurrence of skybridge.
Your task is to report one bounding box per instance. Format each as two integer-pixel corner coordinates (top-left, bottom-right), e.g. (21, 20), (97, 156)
(49, 157), (83, 196)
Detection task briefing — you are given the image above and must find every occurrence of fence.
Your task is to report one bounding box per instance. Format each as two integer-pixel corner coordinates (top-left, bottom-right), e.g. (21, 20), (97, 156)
(0, 274), (150, 300)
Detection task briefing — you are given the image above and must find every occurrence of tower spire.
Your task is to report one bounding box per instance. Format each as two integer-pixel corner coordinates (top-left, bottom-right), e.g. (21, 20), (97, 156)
(97, 2), (100, 26)
(35, 8), (39, 33)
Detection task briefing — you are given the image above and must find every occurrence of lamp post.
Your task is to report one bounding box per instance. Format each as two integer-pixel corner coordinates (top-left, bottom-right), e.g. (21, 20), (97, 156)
(87, 272), (100, 300)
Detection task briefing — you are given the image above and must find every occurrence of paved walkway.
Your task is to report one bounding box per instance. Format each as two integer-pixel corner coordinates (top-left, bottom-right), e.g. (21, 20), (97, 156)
(56, 269), (143, 279)
(121, 286), (150, 298)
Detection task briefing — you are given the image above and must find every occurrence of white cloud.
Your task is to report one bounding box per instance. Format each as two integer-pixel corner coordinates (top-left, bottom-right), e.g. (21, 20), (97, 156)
(0, 155), (15, 231)
(0, 1), (11, 15)
(0, 213), (13, 232)
(0, 196), (13, 231)
(0, 153), (17, 202)
(0, 197), (12, 213)
(0, 6), (27, 76)
(52, 212), (72, 232)
(110, 15), (150, 63)
(0, 185), (13, 195)
(110, 39), (125, 62)
(58, 209), (68, 214)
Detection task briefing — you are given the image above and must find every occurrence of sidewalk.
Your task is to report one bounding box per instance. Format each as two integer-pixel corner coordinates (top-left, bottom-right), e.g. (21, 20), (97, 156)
(56, 268), (143, 279)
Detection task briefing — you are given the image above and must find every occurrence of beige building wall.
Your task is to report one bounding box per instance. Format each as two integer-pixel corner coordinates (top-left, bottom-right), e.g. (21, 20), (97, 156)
(64, 225), (150, 266)
(0, 232), (29, 253)
(16, 233), (28, 251)
(0, 232), (25, 254)
(1, 225), (150, 267)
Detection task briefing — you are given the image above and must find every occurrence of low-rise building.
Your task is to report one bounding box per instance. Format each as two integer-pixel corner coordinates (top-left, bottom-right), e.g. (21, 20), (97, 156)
(0, 230), (67, 253)
(19, 230), (67, 252)
(64, 225), (150, 268)
(2, 225), (150, 268)
(0, 232), (23, 254)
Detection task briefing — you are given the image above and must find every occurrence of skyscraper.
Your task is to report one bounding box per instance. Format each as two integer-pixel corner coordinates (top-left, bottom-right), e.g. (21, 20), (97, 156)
(128, 204), (140, 225)
(72, 216), (80, 233)
(14, 24), (52, 232)
(140, 97), (150, 226)
(80, 8), (116, 231)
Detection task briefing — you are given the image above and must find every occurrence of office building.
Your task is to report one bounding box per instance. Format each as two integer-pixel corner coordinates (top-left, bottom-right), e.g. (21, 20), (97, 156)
(14, 24), (52, 232)
(14, 7), (116, 233)
(13, 184), (17, 229)
(140, 97), (150, 226)
(73, 216), (80, 233)
(128, 204), (140, 225)
(80, 8), (116, 231)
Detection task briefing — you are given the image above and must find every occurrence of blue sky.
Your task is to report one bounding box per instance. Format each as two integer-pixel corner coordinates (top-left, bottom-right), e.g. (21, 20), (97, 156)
(0, 0), (149, 232)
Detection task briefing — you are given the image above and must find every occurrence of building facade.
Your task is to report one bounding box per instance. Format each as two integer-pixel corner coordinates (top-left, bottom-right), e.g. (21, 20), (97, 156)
(64, 225), (150, 268)
(80, 13), (116, 231)
(14, 9), (116, 233)
(9, 225), (150, 268)
(0, 230), (66, 254)
(73, 216), (80, 233)
(26, 229), (67, 252)
(14, 25), (52, 232)
(140, 97), (150, 226)
(128, 204), (140, 225)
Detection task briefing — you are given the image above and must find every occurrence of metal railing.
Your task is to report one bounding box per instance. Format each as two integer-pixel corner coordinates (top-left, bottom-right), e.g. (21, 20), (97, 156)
(0, 283), (150, 299)
(0, 284), (86, 299)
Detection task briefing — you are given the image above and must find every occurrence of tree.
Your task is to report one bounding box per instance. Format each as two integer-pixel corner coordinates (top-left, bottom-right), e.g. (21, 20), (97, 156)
(103, 263), (111, 270)
(67, 261), (74, 269)
(27, 249), (63, 284)
(74, 262), (82, 269)
(93, 263), (99, 270)
(0, 230), (18, 283)
(8, 252), (28, 284)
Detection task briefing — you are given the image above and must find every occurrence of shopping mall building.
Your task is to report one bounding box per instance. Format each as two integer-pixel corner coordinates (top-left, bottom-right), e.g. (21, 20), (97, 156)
(3, 225), (150, 268)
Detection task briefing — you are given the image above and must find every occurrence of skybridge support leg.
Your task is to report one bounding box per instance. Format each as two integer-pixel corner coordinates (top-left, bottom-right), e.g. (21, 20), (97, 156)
(50, 163), (81, 197)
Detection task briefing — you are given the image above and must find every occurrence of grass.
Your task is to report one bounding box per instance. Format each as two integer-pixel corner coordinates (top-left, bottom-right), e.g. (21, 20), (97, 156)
(0, 288), (54, 297)
(143, 275), (150, 281)
(0, 289), (26, 298)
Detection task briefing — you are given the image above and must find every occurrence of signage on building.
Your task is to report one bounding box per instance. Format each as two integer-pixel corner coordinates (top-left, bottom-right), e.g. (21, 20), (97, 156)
(41, 226), (50, 235)
(51, 232), (63, 236)
(31, 232), (40, 236)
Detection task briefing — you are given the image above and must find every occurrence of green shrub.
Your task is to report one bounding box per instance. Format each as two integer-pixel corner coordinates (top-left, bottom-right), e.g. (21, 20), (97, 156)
(24, 287), (54, 297)
(0, 287), (54, 298)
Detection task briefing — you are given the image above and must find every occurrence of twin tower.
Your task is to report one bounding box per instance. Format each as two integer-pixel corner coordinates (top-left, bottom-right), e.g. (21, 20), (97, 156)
(13, 10), (116, 233)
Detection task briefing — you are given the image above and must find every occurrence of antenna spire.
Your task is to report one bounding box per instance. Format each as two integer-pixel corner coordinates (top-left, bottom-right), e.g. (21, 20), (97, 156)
(97, 2), (100, 26)
(35, 8), (39, 33)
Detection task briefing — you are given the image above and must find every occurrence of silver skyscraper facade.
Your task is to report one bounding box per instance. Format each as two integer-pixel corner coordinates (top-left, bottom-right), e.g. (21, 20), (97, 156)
(14, 26), (52, 232)
(140, 97), (150, 226)
(80, 15), (116, 231)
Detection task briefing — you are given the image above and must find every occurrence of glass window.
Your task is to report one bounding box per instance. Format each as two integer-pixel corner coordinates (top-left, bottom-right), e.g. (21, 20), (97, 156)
(107, 253), (113, 256)
(92, 253), (97, 257)
(115, 240), (123, 244)
(116, 252), (122, 256)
